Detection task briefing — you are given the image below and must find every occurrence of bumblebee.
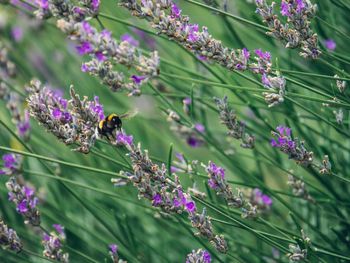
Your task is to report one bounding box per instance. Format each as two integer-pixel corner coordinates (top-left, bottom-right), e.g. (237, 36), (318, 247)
(97, 111), (137, 139)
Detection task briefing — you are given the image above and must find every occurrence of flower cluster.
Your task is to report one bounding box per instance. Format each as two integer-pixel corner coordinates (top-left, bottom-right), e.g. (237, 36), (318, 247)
(109, 244), (127, 263)
(0, 42), (16, 78)
(185, 249), (211, 263)
(271, 126), (313, 165)
(167, 110), (205, 148)
(204, 161), (244, 208)
(214, 96), (255, 148)
(287, 229), (310, 262)
(0, 218), (23, 253)
(27, 79), (104, 153)
(6, 176), (41, 226)
(42, 224), (69, 262)
(120, 0), (285, 105)
(261, 72), (286, 107)
(35, 0), (100, 20)
(334, 75), (347, 93)
(287, 175), (314, 202)
(35, 0), (159, 96)
(255, 0), (321, 59)
(0, 42), (30, 139)
(114, 133), (228, 253)
(170, 152), (199, 176)
(246, 188), (272, 215)
(0, 153), (22, 176)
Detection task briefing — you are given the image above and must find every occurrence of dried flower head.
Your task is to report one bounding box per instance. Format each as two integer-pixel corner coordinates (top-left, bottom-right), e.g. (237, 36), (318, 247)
(42, 224), (69, 262)
(120, 0), (285, 105)
(271, 125), (313, 165)
(115, 132), (228, 253)
(214, 96), (255, 148)
(109, 243), (127, 263)
(256, 0), (321, 59)
(6, 176), (41, 226)
(287, 175), (314, 202)
(186, 248), (211, 263)
(318, 155), (331, 175)
(0, 219), (23, 253)
(334, 75), (347, 93)
(27, 79), (104, 153)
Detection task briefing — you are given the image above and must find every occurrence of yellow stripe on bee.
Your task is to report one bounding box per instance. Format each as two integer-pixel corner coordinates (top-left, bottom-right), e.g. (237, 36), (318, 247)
(107, 114), (118, 121)
(99, 120), (105, 129)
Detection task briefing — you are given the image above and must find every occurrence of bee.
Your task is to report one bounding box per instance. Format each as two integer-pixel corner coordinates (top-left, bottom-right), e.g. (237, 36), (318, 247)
(97, 111), (137, 139)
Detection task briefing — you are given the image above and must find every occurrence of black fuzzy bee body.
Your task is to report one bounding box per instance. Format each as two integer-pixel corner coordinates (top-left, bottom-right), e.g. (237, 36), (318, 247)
(97, 114), (122, 138)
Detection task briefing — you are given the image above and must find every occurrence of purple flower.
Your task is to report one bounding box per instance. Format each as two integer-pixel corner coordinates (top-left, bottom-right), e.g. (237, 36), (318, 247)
(131, 75), (147, 85)
(208, 178), (217, 189)
(52, 108), (62, 119)
(171, 3), (181, 18)
(43, 233), (50, 242)
(76, 41), (93, 55)
(208, 161), (225, 179)
(109, 244), (117, 254)
(95, 51), (106, 61)
(187, 24), (199, 42)
(82, 21), (93, 34)
(197, 55), (208, 61)
(3, 154), (16, 169)
(38, 0), (49, 10)
(296, 0), (305, 12)
(90, 96), (105, 120)
(183, 97), (191, 105)
(24, 186), (34, 198)
(281, 1), (291, 16)
(91, 0), (100, 11)
(121, 34), (139, 47)
(17, 111), (31, 137)
(17, 200), (28, 214)
(173, 197), (181, 207)
(194, 123), (205, 133)
(152, 193), (162, 206)
(187, 136), (202, 148)
(262, 74), (270, 86)
(81, 63), (91, 72)
(11, 26), (23, 42)
(101, 29), (112, 41)
(185, 201), (196, 213)
(324, 39), (336, 51)
(175, 152), (184, 162)
(262, 195), (272, 206)
(255, 49), (271, 61)
(116, 132), (134, 146)
(203, 251), (211, 263)
(53, 224), (64, 235)
(170, 166), (180, 173)
(242, 48), (250, 60)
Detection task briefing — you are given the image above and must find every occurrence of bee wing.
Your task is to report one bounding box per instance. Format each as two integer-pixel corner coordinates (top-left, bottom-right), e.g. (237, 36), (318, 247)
(119, 109), (138, 119)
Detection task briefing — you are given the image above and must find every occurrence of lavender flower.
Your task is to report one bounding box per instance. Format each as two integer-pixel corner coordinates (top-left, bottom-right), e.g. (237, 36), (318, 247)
(42, 225), (69, 262)
(334, 74), (347, 93)
(109, 243), (127, 263)
(6, 176), (41, 226)
(115, 133), (228, 253)
(324, 39), (336, 51)
(256, 0), (320, 59)
(167, 110), (205, 148)
(318, 155), (331, 175)
(186, 249), (211, 263)
(27, 79), (104, 153)
(0, 219), (23, 253)
(0, 153), (22, 175)
(204, 161), (244, 208)
(120, 33), (139, 47)
(287, 175), (314, 202)
(131, 28), (156, 49)
(271, 125), (313, 165)
(120, 0), (284, 101)
(247, 188), (272, 215)
(0, 41), (16, 78)
(35, 1), (159, 96)
(287, 230), (310, 262)
(11, 26), (23, 42)
(214, 96), (255, 148)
